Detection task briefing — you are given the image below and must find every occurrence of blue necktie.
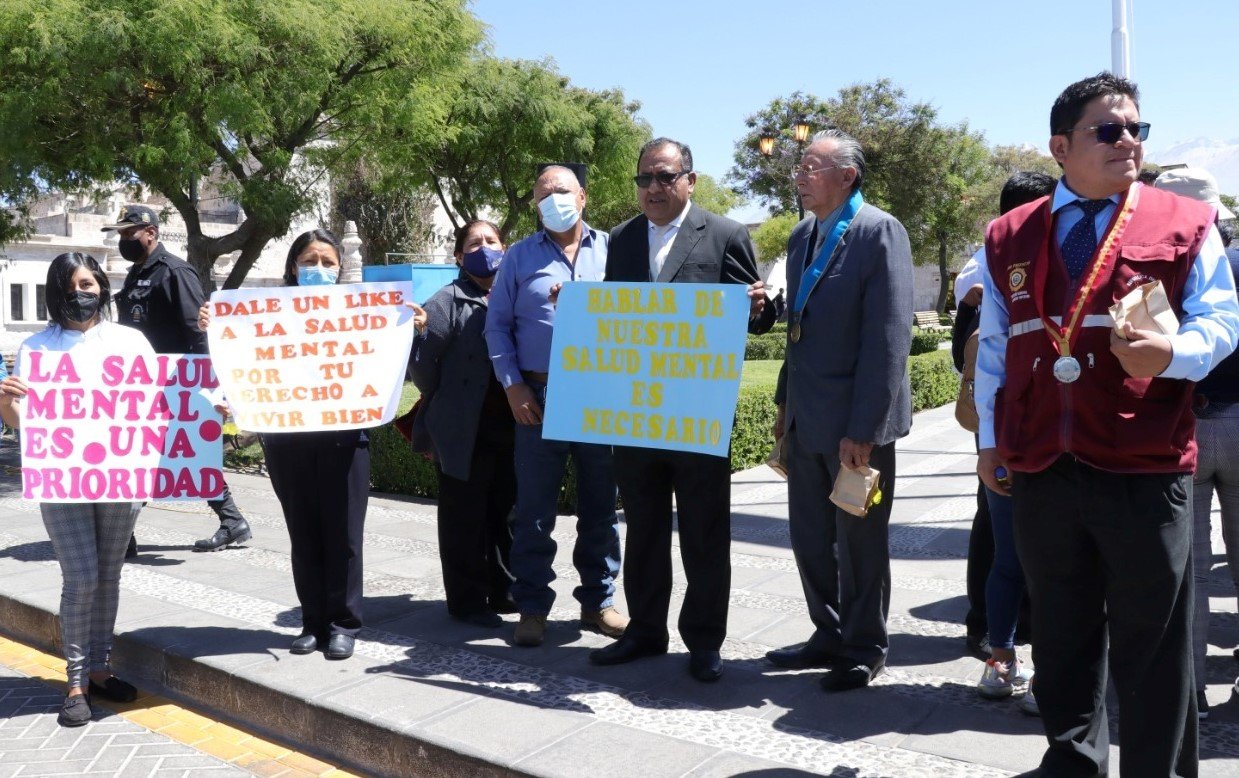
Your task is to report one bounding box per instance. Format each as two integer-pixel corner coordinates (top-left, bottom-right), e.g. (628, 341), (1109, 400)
(1061, 199), (1110, 282)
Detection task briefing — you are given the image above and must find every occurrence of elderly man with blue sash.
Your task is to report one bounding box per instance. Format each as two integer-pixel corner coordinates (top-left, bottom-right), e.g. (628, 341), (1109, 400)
(766, 129), (914, 692)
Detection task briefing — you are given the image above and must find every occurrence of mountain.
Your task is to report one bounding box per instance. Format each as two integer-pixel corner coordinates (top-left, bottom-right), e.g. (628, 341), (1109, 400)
(1146, 138), (1239, 196)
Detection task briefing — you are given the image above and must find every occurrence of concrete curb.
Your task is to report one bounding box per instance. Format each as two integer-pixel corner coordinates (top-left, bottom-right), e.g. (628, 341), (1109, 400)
(0, 588), (519, 778)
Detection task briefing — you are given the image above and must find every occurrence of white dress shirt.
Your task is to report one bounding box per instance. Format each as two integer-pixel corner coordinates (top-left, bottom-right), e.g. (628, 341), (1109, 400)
(648, 201), (692, 280)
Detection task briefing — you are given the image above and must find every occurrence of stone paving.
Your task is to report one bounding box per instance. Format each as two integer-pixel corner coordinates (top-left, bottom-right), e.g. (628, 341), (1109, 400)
(0, 663), (250, 777)
(0, 403), (1237, 776)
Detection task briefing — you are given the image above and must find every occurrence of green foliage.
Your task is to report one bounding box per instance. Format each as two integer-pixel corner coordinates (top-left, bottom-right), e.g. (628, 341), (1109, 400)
(745, 332), (786, 361)
(750, 212), (801, 263)
(731, 385), (779, 471)
(909, 350), (959, 412)
(691, 173), (742, 218)
(910, 327), (950, 356)
(0, 0), (480, 285)
(332, 159), (439, 265)
(381, 56), (650, 240)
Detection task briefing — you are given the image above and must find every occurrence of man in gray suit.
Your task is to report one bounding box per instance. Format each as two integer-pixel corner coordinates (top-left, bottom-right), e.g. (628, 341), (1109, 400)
(766, 129), (914, 691)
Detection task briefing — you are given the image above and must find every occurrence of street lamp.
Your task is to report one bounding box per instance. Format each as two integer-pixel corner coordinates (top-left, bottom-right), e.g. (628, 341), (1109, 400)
(758, 118), (813, 219)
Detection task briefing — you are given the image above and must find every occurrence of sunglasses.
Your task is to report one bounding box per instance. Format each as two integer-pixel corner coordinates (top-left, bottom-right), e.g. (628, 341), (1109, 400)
(1062, 121), (1150, 144)
(634, 170), (690, 188)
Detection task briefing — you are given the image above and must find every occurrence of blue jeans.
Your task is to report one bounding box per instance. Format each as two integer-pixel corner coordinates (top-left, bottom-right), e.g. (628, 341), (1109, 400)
(510, 385), (620, 614)
(1192, 401), (1239, 692)
(984, 486), (1026, 651)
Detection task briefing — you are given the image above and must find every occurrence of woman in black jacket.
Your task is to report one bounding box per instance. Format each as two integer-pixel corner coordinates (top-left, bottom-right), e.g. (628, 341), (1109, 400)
(411, 219), (516, 627)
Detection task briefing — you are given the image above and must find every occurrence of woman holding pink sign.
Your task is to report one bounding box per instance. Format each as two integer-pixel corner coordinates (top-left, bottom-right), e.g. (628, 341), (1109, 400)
(0, 252), (154, 726)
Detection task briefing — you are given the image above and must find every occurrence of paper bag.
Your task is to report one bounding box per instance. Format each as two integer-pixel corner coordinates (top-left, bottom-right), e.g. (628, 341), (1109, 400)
(766, 435), (789, 480)
(1110, 280), (1179, 339)
(829, 465), (883, 517)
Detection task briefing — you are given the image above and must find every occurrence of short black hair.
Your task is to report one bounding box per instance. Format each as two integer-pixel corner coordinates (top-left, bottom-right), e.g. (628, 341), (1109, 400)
(282, 229), (343, 286)
(638, 137), (693, 172)
(453, 219), (501, 256)
(45, 252), (110, 328)
(1050, 72), (1140, 137)
(999, 172), (1057, 215)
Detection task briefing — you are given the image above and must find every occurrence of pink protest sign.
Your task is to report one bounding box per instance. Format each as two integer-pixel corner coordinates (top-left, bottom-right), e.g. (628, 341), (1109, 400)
(18, 351), (225, 503)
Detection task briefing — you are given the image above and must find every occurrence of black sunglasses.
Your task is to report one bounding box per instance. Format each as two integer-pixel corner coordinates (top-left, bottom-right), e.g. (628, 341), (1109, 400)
(1062, 121), (1150, 144)
(634, 170), (690, 188)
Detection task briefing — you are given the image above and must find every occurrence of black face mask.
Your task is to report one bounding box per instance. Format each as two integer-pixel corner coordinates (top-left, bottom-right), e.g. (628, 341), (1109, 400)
(118, 238), (146, 262)
(63, 291), (101, 324)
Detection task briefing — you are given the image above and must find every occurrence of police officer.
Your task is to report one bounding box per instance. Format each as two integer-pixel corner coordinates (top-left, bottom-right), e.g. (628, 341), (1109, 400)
(102, 205), (253, 553)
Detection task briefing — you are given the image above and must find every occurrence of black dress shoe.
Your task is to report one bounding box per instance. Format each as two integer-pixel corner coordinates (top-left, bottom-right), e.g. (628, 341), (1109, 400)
(965, 633), (992, 660)
(821, 659), (884, 692)
(765, 645), (839, 669)
(125, 534), (138, 560)
(451, 610), (503, 628)
(325, 634), (355, 660)
(290, 634), (318, 654)
(57, 693), (91, 727)
(588, 634), (668, 666)
(193, 520), (253, 552)
(488, 595), (519, 615)
(688, 650), (723, 682)
(87, 676), (138, 702)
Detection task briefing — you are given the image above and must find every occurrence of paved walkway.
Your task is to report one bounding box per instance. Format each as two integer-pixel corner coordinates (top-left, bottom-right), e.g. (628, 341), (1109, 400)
(0, 404), (1237, 776)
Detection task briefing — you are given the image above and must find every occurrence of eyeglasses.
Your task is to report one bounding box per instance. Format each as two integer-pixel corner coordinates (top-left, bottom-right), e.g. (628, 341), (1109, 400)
(791, 164), (842, 179)
(1061, 121), (1150, 144)
(634, 170), (690, 188)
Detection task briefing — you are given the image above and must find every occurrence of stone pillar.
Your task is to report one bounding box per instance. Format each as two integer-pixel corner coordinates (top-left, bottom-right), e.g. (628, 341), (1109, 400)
(103, 229), (127, 273)
(340, 221), (364, 283)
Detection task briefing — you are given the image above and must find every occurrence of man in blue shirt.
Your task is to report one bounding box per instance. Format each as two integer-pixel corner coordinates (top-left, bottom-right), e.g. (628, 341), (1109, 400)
(484, 165), (627, 647)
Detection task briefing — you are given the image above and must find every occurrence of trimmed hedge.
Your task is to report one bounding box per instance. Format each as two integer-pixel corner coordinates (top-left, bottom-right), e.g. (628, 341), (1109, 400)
(910, 326), (951, 356)
(909, 350), (959, 412)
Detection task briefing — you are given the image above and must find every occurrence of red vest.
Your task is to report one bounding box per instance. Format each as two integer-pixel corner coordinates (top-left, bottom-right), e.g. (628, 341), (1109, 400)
(985, 184), (1213, 474)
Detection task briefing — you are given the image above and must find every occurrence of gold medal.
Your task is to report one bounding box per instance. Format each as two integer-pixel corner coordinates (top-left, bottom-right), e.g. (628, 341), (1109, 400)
(790, 322), (801, 343)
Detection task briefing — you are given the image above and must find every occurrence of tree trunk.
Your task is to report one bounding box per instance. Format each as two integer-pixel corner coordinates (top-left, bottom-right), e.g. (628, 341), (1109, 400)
(935, 231), (950, 314)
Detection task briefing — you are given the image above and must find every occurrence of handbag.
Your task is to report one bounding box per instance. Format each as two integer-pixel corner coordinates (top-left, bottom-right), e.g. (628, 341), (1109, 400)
(766, 434), (789, 479)
(954, 330), (979, 433)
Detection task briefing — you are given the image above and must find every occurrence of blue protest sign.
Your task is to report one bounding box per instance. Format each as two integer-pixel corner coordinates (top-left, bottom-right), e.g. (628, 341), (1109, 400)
(363, 264), (458, 304)
(542, 282), (749, 457)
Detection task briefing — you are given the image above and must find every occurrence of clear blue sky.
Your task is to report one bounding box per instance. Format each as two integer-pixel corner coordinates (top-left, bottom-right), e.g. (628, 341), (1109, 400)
(471, 0), (1238, 185)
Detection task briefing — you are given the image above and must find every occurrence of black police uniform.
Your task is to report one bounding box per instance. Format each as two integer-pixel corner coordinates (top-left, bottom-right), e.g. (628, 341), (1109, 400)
(115, 243), (249, 531)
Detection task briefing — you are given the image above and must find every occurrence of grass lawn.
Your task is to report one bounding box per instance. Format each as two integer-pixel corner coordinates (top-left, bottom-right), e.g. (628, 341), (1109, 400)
(740, 359), (780, 390)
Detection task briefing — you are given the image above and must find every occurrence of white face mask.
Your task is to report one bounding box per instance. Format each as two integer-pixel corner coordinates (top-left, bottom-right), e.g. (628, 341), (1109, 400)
(538, 192), (581, 233)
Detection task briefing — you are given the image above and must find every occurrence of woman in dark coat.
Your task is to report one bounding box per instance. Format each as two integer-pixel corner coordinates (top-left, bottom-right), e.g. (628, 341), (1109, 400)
(411, 219), (517, 627)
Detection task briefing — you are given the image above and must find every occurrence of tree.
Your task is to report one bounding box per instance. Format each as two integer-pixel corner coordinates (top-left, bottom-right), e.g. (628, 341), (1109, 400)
(691, 173), (742, 218)
(382, 57), (650, 240)
(969, 144), (1060, 227)
(750, 212), (800, 264)
(920, 125), (992, 312)
(0, 0), (480, 288)
(332, 159), (439, 265)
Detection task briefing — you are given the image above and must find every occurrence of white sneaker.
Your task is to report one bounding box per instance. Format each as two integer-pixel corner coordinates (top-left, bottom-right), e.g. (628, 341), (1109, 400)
(977, 658), (1031, 699)
(1020, 687), (1040, 717)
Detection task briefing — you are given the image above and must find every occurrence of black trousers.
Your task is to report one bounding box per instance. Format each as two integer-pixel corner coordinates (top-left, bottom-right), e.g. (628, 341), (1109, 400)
(1013, 456), (1196, 777)
(435, 422), (516, 615)
(265, 437), (369, 639)
(964, 479), (993, 638)
(207, 484), (246, 526)
(613, 446), (732, 651)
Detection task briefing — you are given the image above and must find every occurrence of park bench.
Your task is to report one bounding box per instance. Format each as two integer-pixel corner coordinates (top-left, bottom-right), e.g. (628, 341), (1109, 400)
(913, 310), (948, 331)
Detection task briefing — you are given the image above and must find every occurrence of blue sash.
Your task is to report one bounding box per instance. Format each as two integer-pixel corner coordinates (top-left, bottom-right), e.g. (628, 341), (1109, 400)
(791, 189), (864, 316)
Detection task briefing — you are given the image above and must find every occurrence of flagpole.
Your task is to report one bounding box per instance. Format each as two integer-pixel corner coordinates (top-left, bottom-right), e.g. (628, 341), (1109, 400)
(1112, 0), (1131, 78)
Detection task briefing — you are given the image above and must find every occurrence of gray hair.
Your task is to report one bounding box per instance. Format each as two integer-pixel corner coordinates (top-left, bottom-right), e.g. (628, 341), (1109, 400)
(809, 129), (865, 191)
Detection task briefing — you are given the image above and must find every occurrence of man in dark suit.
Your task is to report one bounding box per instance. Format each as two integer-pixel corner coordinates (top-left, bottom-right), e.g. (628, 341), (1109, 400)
(765, 129), (914, 691)
(588, 137), (775, 681)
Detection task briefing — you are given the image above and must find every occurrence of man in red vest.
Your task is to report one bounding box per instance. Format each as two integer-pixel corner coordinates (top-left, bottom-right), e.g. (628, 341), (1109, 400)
(976, 73), (1239, 777)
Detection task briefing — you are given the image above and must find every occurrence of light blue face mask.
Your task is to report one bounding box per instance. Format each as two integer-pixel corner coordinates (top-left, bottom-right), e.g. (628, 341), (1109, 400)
(298, 265), (339, 286)
(538, 192), (581, 233)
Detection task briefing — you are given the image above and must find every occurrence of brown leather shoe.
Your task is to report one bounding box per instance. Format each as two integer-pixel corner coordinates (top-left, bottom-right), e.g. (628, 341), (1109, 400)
(514, 614), (547, 647)
(580, 607), (629, 638)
